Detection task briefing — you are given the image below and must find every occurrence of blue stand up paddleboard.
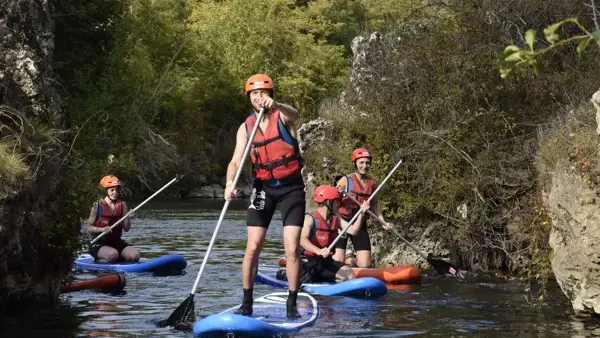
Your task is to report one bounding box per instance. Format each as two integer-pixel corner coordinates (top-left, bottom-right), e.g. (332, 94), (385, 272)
(74, 254), (187, 274)
(193, 292), (319, 337)
(256, 270), (387, 298)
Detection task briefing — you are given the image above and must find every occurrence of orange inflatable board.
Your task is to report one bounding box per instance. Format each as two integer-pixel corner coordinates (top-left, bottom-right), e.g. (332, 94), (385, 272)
(277, 257), (421, 284)
(60, 273), (126, 293)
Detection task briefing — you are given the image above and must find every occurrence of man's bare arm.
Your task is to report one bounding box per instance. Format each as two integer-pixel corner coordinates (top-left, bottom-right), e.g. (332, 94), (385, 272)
(275, 102), (300, 123)
(224, 124), (249, 200)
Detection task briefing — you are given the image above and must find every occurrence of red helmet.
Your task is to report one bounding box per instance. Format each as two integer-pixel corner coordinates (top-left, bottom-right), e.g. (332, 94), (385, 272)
(351, 148), (371, 162)
(245, 74), (274, 95)
(313, 185), (341, 203)
(100, 175), (121, 188)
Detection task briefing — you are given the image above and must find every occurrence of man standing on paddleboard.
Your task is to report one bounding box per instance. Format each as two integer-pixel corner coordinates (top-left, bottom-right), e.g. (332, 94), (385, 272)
(224, 74), (305, 319)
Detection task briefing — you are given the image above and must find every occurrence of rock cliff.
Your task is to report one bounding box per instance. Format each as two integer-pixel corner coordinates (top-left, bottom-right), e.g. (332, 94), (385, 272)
(548, 88), (600, 315)
(0, 0), (72, 312)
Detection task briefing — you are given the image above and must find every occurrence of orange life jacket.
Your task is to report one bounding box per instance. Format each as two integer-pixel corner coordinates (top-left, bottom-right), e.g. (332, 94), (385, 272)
(304, 211), (339, 257)
(338, 173), (374, 219)
(245, 110), (302, 185)
(94, 199), (123, 243)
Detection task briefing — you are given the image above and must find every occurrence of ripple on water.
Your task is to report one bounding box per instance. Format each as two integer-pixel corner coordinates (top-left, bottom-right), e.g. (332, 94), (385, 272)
(0, 200), (596, 337)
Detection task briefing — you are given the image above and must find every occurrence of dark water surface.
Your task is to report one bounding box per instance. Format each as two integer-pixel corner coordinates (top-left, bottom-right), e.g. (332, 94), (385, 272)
(2, 199), (599, 337)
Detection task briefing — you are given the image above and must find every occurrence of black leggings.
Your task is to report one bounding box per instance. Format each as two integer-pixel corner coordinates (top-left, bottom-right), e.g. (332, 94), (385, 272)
(90, 238), (130, 260)
(335, 219), (371, 251)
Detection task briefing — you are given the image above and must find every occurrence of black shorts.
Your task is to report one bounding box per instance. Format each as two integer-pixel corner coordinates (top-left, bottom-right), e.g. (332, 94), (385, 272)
(90, 238), (131, 260)
(335, 218), (371, 252)
(304, 256), (346, 283)
(247, 178), (305, 228)
(276, 256), (345, 283)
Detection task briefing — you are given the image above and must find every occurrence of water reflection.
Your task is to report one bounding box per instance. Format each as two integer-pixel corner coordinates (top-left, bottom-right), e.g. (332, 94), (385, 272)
(570, 316), (600, 338)
(0, 304), (84, 338)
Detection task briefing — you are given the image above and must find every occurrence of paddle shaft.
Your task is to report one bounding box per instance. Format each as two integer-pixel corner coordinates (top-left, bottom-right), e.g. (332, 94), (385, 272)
(339, 190), (429, 260)
(188, 108), (265, 295)
(327, 158), (404, 251)
(91, 175), (183, 244)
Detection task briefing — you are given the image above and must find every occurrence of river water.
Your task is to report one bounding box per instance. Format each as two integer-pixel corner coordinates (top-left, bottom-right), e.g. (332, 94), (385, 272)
(2, 199), (599, 337)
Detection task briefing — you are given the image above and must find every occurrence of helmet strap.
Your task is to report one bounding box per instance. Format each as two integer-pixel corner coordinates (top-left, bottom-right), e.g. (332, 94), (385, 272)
(325, 200), (334, 224)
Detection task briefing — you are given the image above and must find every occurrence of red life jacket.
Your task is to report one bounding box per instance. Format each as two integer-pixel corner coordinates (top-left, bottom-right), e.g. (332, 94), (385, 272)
(338, 173), (374, 219)
(245, 110), (302, 183)
(304, 211), (339, 257)
(94, 199), (123, 243)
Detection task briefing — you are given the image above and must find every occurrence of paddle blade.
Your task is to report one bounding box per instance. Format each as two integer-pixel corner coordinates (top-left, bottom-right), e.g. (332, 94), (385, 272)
(162, 294), (195, 328)
(428, 258), (462, 277)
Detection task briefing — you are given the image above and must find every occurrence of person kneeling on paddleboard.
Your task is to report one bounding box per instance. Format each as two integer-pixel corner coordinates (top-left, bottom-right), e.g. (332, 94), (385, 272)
(87, 175), (140, 263)
(279, 185), (370, 283)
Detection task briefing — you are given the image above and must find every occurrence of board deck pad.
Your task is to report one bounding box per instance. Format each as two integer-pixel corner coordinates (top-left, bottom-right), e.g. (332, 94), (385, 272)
(192, 292), (318, 337)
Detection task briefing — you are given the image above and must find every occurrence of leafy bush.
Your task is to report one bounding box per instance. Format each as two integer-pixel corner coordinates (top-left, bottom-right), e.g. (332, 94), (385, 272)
(54, 0), (367, 196)
(310, 0), (599, 271)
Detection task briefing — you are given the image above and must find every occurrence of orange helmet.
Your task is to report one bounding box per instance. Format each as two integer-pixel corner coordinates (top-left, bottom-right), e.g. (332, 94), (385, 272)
(245, 74), (274, 95)
(313, 185), (341, 203)
(351, 148), (371, 162)
(100, 175), (121, 188)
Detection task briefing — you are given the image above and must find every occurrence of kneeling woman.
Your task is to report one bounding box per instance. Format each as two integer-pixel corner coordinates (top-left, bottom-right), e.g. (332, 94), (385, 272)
(299, 185), (369, 283)
(87, 175), (140, 263)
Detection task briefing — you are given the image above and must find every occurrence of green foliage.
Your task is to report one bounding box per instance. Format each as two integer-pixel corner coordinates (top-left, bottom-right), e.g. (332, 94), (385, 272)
(306, 0), (598, 272)
(52, 0), (440, 197)
(188, 0), (349, 117)
(500, 17), (600, 78)
(56, 0), (209, 194)
(55, 0), (377, 198)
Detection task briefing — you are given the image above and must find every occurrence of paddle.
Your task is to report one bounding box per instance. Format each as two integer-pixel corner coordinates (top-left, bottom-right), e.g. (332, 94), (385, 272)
(163, 107), (266, 328)
(91, 175), (184, 244)
(337, 188), (462, 277)
(327, 158), (404, 251)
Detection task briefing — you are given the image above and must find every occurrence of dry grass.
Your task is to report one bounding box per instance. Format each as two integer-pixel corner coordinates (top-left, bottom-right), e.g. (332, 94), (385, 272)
(536, 102), (599, 191)
(0, 142), (29, 198)
(0, 105), (66, 199)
